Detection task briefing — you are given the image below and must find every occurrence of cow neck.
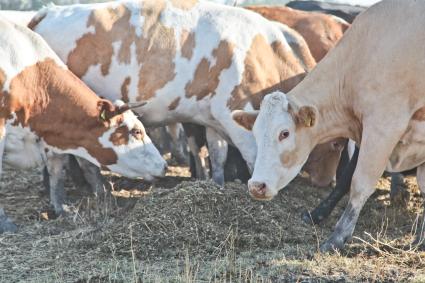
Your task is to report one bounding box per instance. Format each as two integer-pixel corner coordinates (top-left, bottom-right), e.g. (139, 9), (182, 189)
(287, 51), (362, 145)
(8, 58), (117, 164)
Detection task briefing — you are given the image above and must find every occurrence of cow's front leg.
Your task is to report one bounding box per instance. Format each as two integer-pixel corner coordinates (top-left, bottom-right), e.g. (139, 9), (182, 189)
(413, 163), (425, 247)
(0, 208), (17, 234)
(206, 127), (228, 186)
(74, 156), (110, 197)
(320, 124), (405, 252)
(0, 124), (16, 233)
(46, 153), (69, 215)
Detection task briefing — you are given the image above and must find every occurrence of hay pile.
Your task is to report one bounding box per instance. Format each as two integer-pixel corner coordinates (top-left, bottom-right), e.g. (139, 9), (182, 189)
(2, 166), (425, 282)
(98, 180), (316, 260)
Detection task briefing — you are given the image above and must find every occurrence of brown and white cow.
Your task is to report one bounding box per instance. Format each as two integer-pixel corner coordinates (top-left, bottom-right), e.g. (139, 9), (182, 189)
(234, 0), (425, 251)
(28, 0), (346, 187)
(245, 5), (350, 62)
(0, 18), (167, 221)
(0, 10), (36, 26)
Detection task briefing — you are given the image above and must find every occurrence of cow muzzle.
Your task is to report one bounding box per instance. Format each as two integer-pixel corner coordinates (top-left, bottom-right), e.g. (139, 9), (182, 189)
(248, 180), (274, 200)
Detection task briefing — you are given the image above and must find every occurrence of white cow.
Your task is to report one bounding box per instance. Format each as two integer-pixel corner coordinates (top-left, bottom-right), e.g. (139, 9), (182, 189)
(0, 18), (166, 227)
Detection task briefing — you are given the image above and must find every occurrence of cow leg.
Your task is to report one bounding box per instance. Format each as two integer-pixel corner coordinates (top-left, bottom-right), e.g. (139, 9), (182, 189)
(183, 123), (208, 180)
(0, 208), (17, 234)
(320, 124), (405, 252)
(335, 141), (350, 181)
(74, 156), (109, 197)
(224, 145), (251, 183)
(413, 163), (425, 247)
(187, 135), (207, 179)
(303, 146), (359, 225)
(0, 125), (16, 233)
(166, 123), (188, 165)
(0, 122), (5, 176)
(390, 172), (409, 205)
(46, 153), (69, 215)
(67, 155), (92, 193)
(206, 127), (228, 186)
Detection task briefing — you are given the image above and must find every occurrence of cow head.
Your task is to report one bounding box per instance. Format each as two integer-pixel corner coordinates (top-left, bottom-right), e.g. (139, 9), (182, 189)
(35, 98), (167, 181)
(91, 99), (167, 179)
(232, 91), (318, 200)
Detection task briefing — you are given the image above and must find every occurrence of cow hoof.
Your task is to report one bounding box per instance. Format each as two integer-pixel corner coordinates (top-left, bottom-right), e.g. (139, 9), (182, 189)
(53, 204), (73, 217)
(212, 176), (225, 187)
(319, 234), (346, 253)
(412, 233), (425, 249)
(301, 210), (323, 225)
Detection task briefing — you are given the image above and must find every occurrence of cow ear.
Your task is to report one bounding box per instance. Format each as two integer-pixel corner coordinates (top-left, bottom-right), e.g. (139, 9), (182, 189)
(97, 99), (116, 122)
(296, 106), (317, 128)
(232, 110), (259, 131)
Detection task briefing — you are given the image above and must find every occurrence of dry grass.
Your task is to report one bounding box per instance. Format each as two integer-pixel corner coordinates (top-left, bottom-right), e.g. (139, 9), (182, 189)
(0, 165), (425, 282)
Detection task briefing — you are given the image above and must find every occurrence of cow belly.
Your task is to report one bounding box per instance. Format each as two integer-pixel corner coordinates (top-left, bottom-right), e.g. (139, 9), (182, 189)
(386, 120), (425, 172)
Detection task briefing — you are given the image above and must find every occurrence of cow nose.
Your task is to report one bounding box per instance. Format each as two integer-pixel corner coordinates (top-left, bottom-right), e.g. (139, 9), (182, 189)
(248, 181), (267, 199)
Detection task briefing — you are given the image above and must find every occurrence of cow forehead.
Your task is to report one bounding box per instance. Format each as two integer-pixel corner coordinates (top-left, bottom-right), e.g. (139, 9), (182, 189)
(121, 110), (144, 130)
(254, 92), (292, 134)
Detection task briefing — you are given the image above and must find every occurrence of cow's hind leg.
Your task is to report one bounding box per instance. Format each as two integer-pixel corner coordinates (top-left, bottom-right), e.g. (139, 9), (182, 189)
(206, 127), (228, 186)
(413, 163), (425, 247)
(183, 123), (208, 180)
(303, 147), (359, 225)
(320, 122), (406, 252)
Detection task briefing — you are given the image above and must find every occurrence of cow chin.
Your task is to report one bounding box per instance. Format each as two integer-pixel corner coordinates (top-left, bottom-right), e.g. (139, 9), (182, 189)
(248, 163), (303, 201)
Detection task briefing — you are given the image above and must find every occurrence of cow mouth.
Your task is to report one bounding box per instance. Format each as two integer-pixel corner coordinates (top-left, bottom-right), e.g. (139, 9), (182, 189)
(248, 191), (274, 201)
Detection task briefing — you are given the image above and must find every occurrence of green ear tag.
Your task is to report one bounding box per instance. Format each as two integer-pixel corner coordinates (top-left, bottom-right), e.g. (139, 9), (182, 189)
(100, 110), (106, 121)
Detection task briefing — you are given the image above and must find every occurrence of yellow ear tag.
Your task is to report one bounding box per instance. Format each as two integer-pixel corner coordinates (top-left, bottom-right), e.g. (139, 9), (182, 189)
(305, 116), (312, 127)
(100, 110), (106, 121)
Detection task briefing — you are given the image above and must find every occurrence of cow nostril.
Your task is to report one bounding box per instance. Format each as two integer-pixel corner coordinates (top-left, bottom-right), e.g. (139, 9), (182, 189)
(257, 182), (267, 194)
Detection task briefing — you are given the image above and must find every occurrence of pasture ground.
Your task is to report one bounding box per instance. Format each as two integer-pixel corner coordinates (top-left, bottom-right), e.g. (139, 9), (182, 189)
(1, 164), (425, 282)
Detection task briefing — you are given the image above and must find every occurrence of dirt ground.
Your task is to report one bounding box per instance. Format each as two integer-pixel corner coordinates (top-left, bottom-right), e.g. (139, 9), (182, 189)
(1, 163), (425, 282)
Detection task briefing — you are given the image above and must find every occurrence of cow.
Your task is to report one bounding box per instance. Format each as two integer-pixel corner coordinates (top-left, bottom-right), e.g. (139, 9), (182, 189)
(233, 0), (425, 251)
(281, 1), (407, 225)
(0, 10), (36, 26)
(0, 18), (167, 231)
(28, 0), (349, 188)
(245, 5), (350, 62)
(286, 0), (366, 23)
(27, 0), (315, 184)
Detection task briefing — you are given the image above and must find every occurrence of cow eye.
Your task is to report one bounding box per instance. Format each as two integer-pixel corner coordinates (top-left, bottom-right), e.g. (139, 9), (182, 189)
(131, 128), (144, 140)
(278, 130), (290, 141)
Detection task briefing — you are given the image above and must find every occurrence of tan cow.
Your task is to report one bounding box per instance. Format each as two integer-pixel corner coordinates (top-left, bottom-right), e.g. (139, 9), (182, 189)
(245, 5), (350, 62)
(234, 0), (425, 251)
(0, 19), (166, 221)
